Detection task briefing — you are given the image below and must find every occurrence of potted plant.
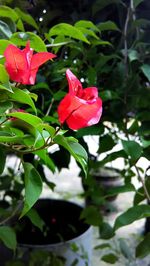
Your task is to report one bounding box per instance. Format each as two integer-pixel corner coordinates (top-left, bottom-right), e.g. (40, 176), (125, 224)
(0, 5), (103, 265)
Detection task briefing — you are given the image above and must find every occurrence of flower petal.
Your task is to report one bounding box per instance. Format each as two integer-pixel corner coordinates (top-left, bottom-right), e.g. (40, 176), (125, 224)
(57, 94), (83, 124)
(66, 98), (102, 130)
(66, 69), (83, 95)
(4, 44), (28, 84)
(31, 52), (56, 70)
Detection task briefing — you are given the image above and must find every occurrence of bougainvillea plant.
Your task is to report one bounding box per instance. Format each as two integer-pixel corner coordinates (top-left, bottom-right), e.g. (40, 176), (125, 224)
(0, 39), (102, 237)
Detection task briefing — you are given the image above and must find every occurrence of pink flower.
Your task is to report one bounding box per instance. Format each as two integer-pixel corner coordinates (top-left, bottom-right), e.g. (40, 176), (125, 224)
(4, 41), (56, 85)
(57, 69), (102, 130)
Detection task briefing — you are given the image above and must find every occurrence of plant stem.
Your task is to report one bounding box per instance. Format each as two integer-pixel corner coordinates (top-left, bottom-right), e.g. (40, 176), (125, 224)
(135, 166), (150, 202)
(123, 6), (130, 78)
(0, 201), (23, 226)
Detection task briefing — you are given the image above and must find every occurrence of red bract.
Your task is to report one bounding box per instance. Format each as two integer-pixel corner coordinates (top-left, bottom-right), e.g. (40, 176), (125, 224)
(58, 69), (102, 130)
(4, 41), (56, 85)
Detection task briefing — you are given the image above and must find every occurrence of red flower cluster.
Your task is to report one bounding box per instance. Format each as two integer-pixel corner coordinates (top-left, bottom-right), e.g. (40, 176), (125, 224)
(4, 41), (56, 85)
(58, 69), (102, 130)
(4, 42), (102, 130)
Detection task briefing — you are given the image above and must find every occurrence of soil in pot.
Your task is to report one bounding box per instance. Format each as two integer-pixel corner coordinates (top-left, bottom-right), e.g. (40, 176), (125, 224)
(2, 199), (92, 266)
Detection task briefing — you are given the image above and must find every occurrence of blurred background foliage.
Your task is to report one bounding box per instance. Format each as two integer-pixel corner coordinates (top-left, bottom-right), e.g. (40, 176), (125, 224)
(0, 0), (150, 262)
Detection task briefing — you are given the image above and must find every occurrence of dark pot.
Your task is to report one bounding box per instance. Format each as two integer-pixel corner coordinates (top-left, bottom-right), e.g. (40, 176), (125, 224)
(82, 167), (123, 214)
(1, 199), (92, 266)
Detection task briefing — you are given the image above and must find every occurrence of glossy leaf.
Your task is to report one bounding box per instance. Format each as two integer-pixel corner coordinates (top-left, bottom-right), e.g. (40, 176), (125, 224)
(0, 6), (18, 22)
(0, 20), (12, 39)
(0, 135), (22, 143)
(20, 162), (43, 218)
(7, 112), (42, 128)
(114, 205), (150, 231)
(98, 134), (116, 153)
(49, 23), (90, 44)
(15, 8), (39, 30)
(122, 140), (143, 162)
(75, 20), (99, 32)
(10, 32), (47, 52)
(54, 135), (88, 176)
(0, 226), (16, 251)
(7, 87), (37, 114)
(26, 208), (45, 231)
(34, 149), (56, 173)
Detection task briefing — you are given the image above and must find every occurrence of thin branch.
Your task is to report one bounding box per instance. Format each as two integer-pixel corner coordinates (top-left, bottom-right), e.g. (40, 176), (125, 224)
(0, 201), (23, 226)
(135, 166), (150, 202)
(123, 6), (131, 78)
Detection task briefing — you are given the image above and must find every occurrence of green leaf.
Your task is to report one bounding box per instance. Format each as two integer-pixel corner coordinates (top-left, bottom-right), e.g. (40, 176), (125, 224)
(49, 23), (90, 44)
(128, 49), (139, 62)
(0, 102), (13, 115)
(122, 140), (143, 162)
(16, 18), (25, 31)
(100, 90), (119, 101)
(75, 20), (99, 32)
(75, 27), (99, 40)
(14, 7), (39, 30)
(92, 0), (120, 15)
(105, 184), (135, 199)
(114, 205), (150, 231)
(119, 238), (134, 260)
(99, 222), (115, 239)
(10, 32), (47, 52)
(80, 206), (102, 226)
(133, 0), (144, 8)
(0, 146), (6, 174)
(94, 243), (111, 249)
(101, 253), (118, 264)
(54, 135), (88, 176)
(0, 40), (13, 55)
(76, 125), (104, 137)
(0, 20), (12, 39)
(0, 6), (18, 22)
(141, 64), (150, 82)
(7, 112), (42, 128)
(97, 21), (120, 31)
(0, 64), (13, 92)
(0, 134), (22, 143)
(136, 233), (150, 258)
(98, 134), (116, 153)
(0, 226), (16, 251)
(26, 208), (45, 231)
(0, 17), (16, 33)
(95, 150), (127, 167)
(34, 149), (56, 173)
(7, 87), (37, 114)
(20, 163), (43, 218)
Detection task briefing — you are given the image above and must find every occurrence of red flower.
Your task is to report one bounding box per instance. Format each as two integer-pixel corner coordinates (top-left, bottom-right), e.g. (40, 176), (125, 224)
(4, 41), (56, 85)
(58, 69), (102, 130)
